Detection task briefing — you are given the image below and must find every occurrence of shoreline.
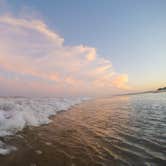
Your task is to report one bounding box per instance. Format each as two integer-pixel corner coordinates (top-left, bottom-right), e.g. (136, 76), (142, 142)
(0, 95), (166, 166)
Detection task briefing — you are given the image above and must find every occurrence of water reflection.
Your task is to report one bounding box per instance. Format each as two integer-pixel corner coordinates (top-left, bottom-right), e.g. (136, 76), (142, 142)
(0, 93), (166, 166)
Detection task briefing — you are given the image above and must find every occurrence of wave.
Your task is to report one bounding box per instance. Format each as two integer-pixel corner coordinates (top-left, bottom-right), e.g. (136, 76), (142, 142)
(0, 97), (88, 155)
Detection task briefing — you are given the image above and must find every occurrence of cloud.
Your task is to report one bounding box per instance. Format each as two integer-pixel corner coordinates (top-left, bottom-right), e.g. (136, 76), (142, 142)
(86, 48), (96, 61)
(111, 74), (129, 89)
(0, 14), (130, 96)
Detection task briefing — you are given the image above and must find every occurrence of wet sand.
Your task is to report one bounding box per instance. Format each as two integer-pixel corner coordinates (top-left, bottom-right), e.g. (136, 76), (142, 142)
(0, 100), (106, 166)
(0, 96), (166, 166)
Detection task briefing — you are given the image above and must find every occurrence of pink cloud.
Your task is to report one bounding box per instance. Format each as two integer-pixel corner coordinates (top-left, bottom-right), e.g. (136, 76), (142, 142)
(0, 15), (130, 96)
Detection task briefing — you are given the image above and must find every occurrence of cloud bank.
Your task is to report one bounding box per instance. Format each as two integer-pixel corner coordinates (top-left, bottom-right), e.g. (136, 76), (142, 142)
(0, 14), (129, 96)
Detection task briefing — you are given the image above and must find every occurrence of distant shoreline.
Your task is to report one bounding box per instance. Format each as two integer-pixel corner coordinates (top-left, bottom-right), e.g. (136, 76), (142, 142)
(155, 89), (166, 93)
(116, 89), (166, 97)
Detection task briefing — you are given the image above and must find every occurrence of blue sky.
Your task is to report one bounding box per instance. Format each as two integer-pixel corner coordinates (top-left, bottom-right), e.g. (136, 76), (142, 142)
(0, 0), (166, 96)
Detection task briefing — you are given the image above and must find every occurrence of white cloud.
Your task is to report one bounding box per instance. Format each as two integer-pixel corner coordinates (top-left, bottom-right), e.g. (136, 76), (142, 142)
(0, 15), (130, 96)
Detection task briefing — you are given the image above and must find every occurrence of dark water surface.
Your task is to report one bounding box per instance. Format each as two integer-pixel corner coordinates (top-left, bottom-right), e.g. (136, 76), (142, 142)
(0, 93), (166, 166)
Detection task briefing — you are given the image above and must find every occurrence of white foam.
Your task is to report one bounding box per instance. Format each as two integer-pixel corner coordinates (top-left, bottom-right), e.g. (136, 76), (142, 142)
(0, 140), (17, 155)
(0, 97), (88, 155)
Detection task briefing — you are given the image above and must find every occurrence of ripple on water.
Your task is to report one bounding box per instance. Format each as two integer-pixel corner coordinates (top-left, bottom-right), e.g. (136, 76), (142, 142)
(0, 93), (166, 166)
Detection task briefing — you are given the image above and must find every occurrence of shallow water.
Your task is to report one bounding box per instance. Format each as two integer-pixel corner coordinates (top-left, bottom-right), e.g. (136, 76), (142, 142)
(0, 93), (166, 166)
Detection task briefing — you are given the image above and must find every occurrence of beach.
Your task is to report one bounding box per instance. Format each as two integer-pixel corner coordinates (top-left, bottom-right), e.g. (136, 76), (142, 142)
(0, 93), (166, 166)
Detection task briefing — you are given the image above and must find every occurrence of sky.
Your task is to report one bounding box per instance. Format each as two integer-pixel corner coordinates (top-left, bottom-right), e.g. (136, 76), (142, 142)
(0, 0), (166, 97)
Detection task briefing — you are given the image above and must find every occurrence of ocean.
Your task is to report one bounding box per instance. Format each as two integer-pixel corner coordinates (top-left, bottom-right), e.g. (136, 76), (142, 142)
(0, 93), (165, 166)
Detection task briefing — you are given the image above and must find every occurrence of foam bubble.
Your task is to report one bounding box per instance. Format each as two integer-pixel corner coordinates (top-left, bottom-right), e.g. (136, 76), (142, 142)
(0, 97), (88, 155)
(0, 141), (17, 155)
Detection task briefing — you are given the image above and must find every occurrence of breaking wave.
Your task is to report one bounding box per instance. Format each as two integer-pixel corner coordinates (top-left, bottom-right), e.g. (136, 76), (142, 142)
(0, 97), (88, 155)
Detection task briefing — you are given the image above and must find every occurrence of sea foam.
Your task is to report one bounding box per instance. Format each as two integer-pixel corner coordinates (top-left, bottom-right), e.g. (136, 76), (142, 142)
(0, 97), (88, 155)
